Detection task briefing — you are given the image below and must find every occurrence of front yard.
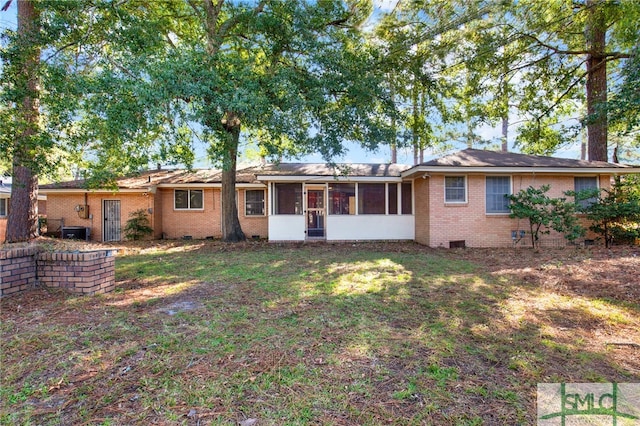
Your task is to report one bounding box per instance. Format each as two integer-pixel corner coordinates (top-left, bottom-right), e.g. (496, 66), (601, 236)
(1, 241), (639, 425)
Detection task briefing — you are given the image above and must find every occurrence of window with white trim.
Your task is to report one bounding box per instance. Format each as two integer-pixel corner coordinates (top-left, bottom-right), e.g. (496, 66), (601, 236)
(245, 190), (265, 216)
(486, 176), (511, 213)
(445, 176), (466, 203)
(0, 198), (7, 217)
(174, 189), (203, 210)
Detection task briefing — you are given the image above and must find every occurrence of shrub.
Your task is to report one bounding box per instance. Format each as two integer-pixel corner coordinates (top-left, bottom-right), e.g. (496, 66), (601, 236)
(574, 177), (640, 248)
(507, 185), (584, 249)
(124, 209), (153, 241)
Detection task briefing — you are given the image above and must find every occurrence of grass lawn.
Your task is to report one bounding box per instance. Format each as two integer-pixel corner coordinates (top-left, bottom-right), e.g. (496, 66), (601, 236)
(1, 241), (639, 425)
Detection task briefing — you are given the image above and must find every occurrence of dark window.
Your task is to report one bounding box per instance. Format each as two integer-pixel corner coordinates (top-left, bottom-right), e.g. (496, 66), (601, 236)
(175, 189), (203, 210)
(358, 183), (385, 214)
(574, 177), (598, 209)
(486, 176), (511, 213)
(0, 198), (6, 216)
(445, 176), (466, 203)
(329, 183), (355, 215)
(388, 183), (398, 215)
(274, 183), (302, 215)
(401, 182), (412, 214)
(245, 190), (265, 216)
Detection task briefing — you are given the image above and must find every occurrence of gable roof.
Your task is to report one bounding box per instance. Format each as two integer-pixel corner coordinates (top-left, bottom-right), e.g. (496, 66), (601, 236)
(402, 148), (639, 177)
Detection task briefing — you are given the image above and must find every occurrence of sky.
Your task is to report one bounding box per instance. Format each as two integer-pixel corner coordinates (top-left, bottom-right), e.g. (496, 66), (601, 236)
(0, 0), (587, 169)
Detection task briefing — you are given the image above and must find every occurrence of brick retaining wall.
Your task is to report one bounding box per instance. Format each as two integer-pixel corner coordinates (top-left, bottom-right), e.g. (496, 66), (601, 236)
(0, 246), (115, 297)
(0, 247), (39, 296)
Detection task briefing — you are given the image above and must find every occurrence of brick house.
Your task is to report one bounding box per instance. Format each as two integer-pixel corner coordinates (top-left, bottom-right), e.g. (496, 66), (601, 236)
(39, 149), (639, 247)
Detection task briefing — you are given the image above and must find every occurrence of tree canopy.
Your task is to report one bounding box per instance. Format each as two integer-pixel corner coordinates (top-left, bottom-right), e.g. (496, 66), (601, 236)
(1, 0), (638, 242)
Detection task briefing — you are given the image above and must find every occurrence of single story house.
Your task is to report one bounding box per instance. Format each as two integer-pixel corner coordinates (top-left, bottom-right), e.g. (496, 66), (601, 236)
(39, 149), (640, 247)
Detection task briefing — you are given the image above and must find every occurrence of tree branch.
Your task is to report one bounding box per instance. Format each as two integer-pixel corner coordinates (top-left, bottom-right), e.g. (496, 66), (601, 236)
(522, 32), (633, 59)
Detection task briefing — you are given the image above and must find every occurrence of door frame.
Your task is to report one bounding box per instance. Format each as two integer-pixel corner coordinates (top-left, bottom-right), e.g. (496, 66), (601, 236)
(103, 199), (121, 242)
(305, 185), (326, 239)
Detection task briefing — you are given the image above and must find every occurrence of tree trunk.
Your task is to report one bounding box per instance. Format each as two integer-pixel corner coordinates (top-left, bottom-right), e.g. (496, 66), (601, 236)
(220, 113), (246, 242)
(501, 116), (508, 152)
(7, 0), (40, 243)
(585, 1), (608, 162)
(390, 79), (397, 163)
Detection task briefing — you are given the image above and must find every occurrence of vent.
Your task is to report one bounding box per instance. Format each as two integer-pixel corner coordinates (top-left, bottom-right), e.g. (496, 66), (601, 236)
(449, 240), (466, 249)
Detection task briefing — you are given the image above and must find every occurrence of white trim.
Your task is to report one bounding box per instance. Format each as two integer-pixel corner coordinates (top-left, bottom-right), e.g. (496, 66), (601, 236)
(485, 175), (512, 214)
(156, 183), (266, 188)
(444, 175), (467, 204)
(40, 188), (148, 194)
(174, 189), (204, 211)
(244, 188), (266, 216)
(402, 166), (638, 177)
(257, 175), (404, 183)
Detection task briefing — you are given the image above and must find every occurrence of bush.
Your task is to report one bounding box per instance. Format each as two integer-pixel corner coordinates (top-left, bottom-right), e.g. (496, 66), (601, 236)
(507, 185), (584, 249)
(574, 177), (640, 248)
(124, 209), (153, 241)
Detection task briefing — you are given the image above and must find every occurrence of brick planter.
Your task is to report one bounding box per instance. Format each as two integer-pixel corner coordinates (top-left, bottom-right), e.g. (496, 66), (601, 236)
(0, 246), (115, 297)
(37, 250), (115, 295)
(0, 247), (39, 296)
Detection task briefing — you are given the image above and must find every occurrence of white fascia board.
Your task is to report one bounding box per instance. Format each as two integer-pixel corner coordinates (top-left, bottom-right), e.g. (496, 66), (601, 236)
(256, 175), (404, 182)
(401, 166), (640, 177)
(155, 183), (266, 188)
(39, 188), (149, 194)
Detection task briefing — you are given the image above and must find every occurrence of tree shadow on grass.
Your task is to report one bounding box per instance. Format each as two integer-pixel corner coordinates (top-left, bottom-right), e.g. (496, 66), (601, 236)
(1, 243), (638, 425)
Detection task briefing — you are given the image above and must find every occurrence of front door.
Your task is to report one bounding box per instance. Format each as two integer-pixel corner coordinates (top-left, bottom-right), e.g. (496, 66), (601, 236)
(306, 189), (325, 238)
(103, 200), (121, 242)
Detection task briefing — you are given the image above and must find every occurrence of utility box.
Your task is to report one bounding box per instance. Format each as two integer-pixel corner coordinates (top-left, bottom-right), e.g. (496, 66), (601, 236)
(75, 204), (89, 219)
(62, 226), (91, 241)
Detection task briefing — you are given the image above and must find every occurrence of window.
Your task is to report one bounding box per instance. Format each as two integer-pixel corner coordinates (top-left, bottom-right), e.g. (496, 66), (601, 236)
(445, 176), (466, 203)
(574, 177), (598, 209)
(274, 183), (302, 214)
(245, 190), (265, 216)
(486, 176), (511, 213)
(358, 183), (385, 214)
(0, 198), (6, 217)
(401, 182), (412, 214)
(175, 189), (203, 210)
(388, 184), (398, 215)
(329, 183), (356, 215)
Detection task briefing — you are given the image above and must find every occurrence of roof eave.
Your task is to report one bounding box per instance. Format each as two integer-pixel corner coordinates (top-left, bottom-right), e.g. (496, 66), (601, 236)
(401, 166), (639, 178)
(255, 175), (404, 182)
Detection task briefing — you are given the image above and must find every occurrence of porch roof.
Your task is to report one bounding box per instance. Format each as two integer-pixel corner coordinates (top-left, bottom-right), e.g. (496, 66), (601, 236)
(253, 163), (411, 181)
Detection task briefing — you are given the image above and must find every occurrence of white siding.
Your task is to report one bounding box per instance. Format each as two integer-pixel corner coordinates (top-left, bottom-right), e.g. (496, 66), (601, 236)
(326, 215), (414, 241)
(268, 215), (306, 241)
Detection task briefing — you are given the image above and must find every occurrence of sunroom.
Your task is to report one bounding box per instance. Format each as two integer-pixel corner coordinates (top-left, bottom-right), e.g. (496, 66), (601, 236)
(255, 163), (414, 242)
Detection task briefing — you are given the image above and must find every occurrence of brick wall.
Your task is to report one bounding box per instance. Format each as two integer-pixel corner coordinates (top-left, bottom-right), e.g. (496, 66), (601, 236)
(0, 246), (38, 296)
(238, 189), (268, 239)
(159, 188), (221, 239)
(417, 173), (612, 248)
(159, 188), (268, 239)
(38, 251), (115, 295)
(414, 177), (430, 245)
(46, 192), (154, 242)
(0, 247), (115, 297)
